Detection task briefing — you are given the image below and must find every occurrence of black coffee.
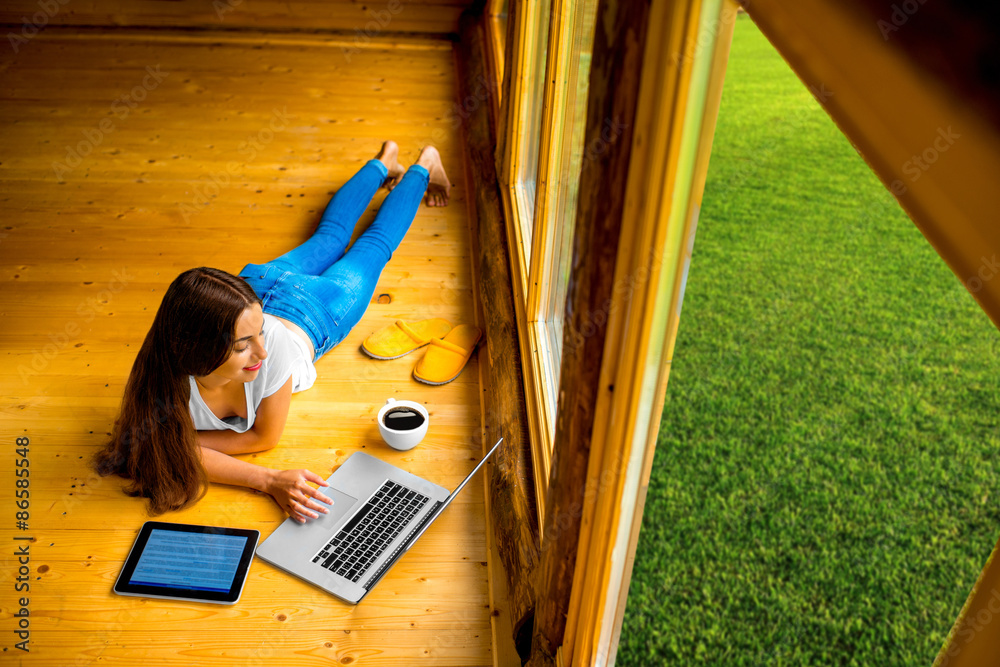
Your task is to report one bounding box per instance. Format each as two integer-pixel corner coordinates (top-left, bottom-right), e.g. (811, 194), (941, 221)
(383, 407), (425, 431)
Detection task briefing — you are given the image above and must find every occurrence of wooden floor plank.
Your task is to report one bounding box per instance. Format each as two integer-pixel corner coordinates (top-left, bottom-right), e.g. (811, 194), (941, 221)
(0, 27), (492, 666)
(0, 3), (470, 35)
(7, 526), (488, 563)
(0, 634), (492, 667)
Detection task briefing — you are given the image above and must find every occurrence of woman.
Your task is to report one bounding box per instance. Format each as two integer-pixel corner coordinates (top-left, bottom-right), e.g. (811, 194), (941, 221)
(93, 141), (450, 523)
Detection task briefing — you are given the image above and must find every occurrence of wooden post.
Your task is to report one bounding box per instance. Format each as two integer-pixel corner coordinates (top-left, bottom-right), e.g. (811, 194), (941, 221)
(457, 5), (541, 658)
(527, 0), (652, 663)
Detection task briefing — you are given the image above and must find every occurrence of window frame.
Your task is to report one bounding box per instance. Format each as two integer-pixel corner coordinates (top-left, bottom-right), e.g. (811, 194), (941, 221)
(496, 0), (600, 520)
(496, 0), (550, 518)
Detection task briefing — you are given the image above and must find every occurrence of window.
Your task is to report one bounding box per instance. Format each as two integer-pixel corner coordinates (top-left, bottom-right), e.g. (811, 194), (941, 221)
(530, 0), (598, 419)
(515, 3), (550, 258)
(497, 0), (600, 504)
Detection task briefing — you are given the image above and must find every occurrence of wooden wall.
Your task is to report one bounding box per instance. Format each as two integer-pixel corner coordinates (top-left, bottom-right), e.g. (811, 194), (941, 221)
(456, 6), (540, 661)
(0, 0), (474, 35)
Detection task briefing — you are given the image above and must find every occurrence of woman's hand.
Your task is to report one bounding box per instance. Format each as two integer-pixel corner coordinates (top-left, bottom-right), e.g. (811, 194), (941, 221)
(198, 448), (332, 522)
(264, 469), (333, 523)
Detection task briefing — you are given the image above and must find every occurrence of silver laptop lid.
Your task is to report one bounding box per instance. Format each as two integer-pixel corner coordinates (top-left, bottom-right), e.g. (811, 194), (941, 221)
(407, 436), (503, 546)
(360, 437), (504, 595)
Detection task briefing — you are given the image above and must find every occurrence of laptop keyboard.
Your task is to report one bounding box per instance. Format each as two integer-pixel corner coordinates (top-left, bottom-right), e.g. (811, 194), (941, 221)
(312, 480), (429, 583)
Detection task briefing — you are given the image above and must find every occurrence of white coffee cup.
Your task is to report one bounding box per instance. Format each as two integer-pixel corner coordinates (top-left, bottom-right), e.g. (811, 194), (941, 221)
(377, 398), (429, 451)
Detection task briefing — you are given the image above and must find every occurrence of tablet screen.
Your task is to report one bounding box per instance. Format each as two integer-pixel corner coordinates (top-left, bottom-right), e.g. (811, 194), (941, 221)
(114, 522), (259, 605)
(129, 529), (248, 592)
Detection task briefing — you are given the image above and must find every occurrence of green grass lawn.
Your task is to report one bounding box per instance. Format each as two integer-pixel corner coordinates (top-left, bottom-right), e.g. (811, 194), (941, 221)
(616, 14), (1000, 666)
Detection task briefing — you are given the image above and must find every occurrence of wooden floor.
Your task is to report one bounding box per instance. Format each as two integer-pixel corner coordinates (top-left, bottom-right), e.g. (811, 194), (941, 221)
(0, 27), (493, 666)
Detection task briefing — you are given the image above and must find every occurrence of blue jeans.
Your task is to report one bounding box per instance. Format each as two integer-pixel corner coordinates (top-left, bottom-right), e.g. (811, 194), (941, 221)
(240, 159), (429, 360)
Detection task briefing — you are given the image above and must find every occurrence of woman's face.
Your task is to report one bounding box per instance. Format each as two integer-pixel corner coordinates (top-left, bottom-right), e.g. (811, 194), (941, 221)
(209, 303), (267, 383)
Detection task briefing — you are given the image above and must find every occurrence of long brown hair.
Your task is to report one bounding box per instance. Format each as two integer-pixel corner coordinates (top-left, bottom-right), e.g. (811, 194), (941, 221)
(93, 267), (262, 515)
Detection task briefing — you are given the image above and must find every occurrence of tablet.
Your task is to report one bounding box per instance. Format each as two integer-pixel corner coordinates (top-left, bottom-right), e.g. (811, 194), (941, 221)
(114, 521), (259, 605)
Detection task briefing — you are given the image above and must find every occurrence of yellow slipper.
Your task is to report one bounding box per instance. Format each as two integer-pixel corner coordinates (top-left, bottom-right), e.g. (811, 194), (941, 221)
(361, 318), (453, 360)
(412, 324), (482, 385)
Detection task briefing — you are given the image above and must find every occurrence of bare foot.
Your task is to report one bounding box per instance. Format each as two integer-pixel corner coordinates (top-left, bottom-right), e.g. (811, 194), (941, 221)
(415, 146), (450, 207)
(375, 140), (405, 190)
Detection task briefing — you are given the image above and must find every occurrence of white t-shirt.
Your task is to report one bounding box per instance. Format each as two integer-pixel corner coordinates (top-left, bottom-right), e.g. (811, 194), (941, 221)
(188, 313), (316, 432)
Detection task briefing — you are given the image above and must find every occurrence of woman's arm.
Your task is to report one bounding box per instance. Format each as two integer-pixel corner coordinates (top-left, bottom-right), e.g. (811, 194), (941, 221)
(197, 376), (294, 455)
(196, 375), (332, 522)
(198, 446), (333, 523)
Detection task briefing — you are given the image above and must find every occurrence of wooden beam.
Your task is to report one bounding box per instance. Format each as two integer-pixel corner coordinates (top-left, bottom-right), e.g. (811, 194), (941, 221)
(526, 0), (652, 662)
(456, 5), (541, 660)
(564, 2), (736, 662)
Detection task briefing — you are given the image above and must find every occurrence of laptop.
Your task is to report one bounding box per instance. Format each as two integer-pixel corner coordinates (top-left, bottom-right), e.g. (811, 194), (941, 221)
(256, 437), (503, 604)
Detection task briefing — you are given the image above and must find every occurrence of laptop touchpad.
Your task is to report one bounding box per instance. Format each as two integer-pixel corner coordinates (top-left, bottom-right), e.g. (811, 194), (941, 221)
(315, 486), (359, 526)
